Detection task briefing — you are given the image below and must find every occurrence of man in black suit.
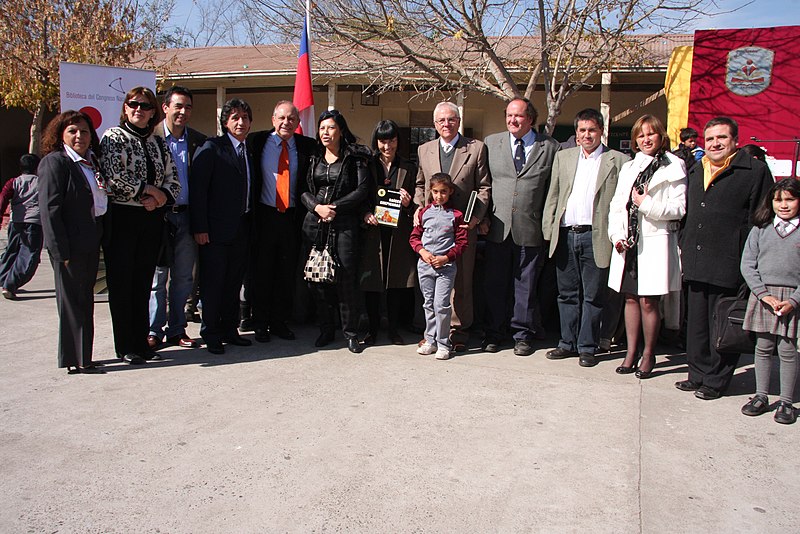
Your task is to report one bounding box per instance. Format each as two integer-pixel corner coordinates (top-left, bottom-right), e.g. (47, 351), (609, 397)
(148, 86), (207, 350)
(190, 99), (254, 354)
(247, 101), (316, 342)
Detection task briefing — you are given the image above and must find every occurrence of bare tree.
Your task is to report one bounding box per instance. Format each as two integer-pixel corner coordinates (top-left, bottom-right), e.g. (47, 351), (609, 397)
(243, 0), (721, 133)
(0, 0), (175, 153)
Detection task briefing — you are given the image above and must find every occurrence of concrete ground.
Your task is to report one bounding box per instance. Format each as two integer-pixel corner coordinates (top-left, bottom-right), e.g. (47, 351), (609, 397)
(0, 258), (798, 533)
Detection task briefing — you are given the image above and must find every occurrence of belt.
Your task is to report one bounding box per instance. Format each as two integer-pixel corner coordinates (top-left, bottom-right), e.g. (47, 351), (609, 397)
(171, 205), (188, 213)
(564, 225), (592, 233)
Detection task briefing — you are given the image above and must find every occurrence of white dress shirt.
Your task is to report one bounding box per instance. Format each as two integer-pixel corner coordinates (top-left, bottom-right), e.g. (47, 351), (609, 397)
(64, 144), (107, 217)
(563, 145), (604, 227)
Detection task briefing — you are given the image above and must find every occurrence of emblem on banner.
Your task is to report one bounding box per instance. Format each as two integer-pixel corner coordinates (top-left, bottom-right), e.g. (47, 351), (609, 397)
(726, 46), (774, 96)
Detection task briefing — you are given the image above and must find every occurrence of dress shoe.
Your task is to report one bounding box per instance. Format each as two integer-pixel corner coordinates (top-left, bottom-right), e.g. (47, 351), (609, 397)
(635, 356), (654, 379)
(270, 323), (296, 340)
(741, 394), (769, 416)
(482, 338), (501, 353)
(167, 334), (199, 348)
(238, 317), (255, 332)
(674, 379), (702, 392)
(598, 338), (612, 352)
(362, 332), (377, 346)
(774, 401), (797, 424)
(143, 350), (163, 361)
(67, 364), (106, 375)
(578, 353), (597, 367)
(546, 347), (577, 360)
(694, 385), (721, 400)
(389, 331), (405, 345)
(123, 354), (145, 365)
(222, 335), (252, 347)
(347, 337), (363, 354)
(254, 328), (271, 343)
(452, 342), (467, 353)
(2, 287), (17, 300)
(146, 335), (161, 349)
(206, 341), (225, 355)
(615, 356), (639, 374)
(514, 340), (534, 357)
(315, 331), (335, 348)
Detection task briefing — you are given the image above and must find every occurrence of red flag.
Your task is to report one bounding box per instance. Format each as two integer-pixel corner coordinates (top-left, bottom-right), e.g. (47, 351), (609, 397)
(293, 9), (315, 136)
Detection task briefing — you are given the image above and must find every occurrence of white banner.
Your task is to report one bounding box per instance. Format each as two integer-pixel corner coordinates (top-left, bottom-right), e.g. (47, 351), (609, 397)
(59, 62), (156, 138)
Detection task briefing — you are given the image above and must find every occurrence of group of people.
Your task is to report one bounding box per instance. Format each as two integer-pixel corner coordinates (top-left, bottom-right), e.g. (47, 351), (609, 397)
(16, 85), (798, 422)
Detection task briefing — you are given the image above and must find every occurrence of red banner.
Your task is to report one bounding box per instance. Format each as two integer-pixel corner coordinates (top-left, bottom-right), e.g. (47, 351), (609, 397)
(688, 26), (800, 173)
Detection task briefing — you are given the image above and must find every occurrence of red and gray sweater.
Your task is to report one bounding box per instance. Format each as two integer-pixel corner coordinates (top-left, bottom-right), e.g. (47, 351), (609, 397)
(409, 202), (468, 262)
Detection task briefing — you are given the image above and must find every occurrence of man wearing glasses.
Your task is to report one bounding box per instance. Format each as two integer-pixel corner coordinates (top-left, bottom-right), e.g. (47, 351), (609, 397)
(414, 101), (491, 352)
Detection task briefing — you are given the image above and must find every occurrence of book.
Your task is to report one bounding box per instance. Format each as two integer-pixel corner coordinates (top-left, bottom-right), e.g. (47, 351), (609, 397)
(374, 187), (401, 227)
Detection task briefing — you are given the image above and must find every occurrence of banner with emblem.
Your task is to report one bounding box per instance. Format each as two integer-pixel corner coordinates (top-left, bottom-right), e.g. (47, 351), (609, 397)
(687, 26), (800, 175)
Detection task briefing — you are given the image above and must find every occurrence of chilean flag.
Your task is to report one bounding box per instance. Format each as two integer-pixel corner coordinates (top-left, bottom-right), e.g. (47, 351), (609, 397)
(293, 6), (315, 136)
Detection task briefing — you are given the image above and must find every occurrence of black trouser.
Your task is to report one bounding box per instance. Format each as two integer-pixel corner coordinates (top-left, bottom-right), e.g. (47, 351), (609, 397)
(251, 204), (300, 329)
(686, 281), (740, 392)
(365, 287), (415, 336)
(105, 205), (163, 356)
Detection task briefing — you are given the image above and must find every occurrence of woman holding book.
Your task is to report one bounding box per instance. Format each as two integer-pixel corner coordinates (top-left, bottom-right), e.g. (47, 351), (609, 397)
(359, 120), (419, 345)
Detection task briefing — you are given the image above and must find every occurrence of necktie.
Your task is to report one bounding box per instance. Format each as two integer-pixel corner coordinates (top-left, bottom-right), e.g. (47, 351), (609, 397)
(276, 139), (290, 212)
(777, 220), (791, 237)
(443, 143), (452, 154)
(514, 138), (526, 173)
(238, 142), (248, 212)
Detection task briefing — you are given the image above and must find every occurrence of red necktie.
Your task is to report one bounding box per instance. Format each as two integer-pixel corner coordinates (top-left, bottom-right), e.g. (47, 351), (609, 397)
(276, 140), (290, 212)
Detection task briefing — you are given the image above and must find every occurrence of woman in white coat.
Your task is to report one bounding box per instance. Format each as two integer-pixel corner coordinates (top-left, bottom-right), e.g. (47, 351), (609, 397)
(608, 115), (686, 379)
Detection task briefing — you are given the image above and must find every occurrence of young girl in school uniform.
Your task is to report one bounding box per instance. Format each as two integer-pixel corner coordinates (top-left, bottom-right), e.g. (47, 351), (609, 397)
(740, 178), (800, 424)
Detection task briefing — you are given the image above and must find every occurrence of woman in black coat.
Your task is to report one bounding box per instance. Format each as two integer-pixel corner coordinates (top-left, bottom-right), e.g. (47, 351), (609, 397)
(301, 110), (370, 353)
(38, 111), (108, 374)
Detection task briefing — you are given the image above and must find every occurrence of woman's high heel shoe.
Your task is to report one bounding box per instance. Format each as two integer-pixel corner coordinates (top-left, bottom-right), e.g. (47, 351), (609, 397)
(615, 355), (640, 375)
(635, 357), (655, 379)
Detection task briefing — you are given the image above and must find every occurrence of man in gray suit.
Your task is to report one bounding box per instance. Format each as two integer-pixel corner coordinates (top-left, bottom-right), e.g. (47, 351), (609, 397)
(414, 101), (491, 351)
(542, 109), (629, 367)
(482, 98), (559, 355)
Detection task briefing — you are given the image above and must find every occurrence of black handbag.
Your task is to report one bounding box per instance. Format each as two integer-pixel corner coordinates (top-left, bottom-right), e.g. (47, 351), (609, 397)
(712, 285), (756, 354)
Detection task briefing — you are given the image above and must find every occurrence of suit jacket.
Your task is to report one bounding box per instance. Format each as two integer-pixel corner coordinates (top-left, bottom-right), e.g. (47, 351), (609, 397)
(414, 135), (490, 222)
(484, 131), (560, 247)
(542, 146), (630, 268)
(247, 129), (316, 210)
(38, 150), (103, 262)
(152, 120), (207, 176)
(680, 149), (773, 288)
(190, 135), (252, 244)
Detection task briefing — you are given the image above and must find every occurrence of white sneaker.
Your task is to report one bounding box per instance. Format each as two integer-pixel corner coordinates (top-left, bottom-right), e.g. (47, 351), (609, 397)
(435, 347), (451, 360)
(417, 341), (437, 355)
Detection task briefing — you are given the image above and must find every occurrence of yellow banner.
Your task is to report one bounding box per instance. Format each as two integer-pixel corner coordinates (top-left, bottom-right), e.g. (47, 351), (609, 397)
(664, 46), (694, 149)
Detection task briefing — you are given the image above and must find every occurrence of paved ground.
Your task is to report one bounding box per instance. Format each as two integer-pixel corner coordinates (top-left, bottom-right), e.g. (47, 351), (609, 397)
(0, 258), (798, 533)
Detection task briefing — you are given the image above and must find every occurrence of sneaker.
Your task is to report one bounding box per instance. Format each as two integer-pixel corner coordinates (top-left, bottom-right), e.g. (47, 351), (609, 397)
(435, 347), (452, 360)
(741, 394), (769, 417)
(774, 401), (797, 425)
(417, 342), (437, 355)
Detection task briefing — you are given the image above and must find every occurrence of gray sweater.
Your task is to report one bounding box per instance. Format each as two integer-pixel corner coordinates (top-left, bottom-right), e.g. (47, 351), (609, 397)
(740, 222), (800, 308)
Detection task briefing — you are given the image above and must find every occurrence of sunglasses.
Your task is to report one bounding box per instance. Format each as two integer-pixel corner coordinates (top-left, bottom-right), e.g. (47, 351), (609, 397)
(126, 100), (155, 111)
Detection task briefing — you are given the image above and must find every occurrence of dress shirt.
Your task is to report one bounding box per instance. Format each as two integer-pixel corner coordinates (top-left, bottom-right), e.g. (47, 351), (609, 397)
(64, 144), (107, 217)
(260, 132), (298, 208)
(164, 123), (190, 205)
(774, 215), (799, 235)
(227, 132), (251, 212)
(563, 145), (604, 226)
(439, 133), (460, 153)
(508, 129), (537, 162)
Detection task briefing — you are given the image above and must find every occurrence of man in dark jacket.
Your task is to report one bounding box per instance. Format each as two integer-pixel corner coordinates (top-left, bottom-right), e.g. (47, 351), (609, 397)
(676, 117), (773, 400)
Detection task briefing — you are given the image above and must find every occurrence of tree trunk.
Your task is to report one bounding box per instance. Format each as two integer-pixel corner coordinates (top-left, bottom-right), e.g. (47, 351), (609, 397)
(29, 101), (45, 155)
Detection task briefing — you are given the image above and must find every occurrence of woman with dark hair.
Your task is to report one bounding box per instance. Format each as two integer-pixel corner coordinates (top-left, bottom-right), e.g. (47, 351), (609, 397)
(38, 111), (108, 374)
(359, 120), (418, 345)
(301, 109), (370, 353)
(100, 86), (180, 365)
(740, 144), (768, 163)
(608, 114), (687, 378)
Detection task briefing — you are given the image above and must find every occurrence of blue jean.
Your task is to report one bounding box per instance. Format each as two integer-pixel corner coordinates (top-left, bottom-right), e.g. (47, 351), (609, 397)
(149, 210), (197, 339)
(0, 222), (42, 291)
(554, 228), (608, 354)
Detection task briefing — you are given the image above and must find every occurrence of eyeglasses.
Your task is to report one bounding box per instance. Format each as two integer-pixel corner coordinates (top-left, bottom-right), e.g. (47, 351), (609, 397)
(434, 117), (459, 125)
(126, 101), (155, 111)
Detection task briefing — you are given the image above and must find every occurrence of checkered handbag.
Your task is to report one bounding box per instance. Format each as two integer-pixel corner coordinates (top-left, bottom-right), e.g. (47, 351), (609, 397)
(304, 225), (338, 283)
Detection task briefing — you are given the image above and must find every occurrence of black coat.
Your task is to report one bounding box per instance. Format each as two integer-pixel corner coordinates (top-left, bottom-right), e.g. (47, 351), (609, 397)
(190, 135), (252, 244)
(680, 150), (773, 288)
(38, 150), (103, 262)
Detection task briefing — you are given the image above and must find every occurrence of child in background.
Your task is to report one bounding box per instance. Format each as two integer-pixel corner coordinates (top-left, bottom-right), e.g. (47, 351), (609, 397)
(740, 178), (800, 424)
(409, 173), (468, 360)
(673, 127), (704, 171)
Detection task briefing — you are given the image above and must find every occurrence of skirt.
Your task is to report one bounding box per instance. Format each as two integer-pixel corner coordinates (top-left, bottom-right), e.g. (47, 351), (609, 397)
(743, 285), (799, 338)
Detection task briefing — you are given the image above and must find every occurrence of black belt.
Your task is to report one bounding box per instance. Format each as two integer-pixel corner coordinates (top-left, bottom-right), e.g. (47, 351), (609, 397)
(171, 205), (188, 213)
(564, 225), (592, 233)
